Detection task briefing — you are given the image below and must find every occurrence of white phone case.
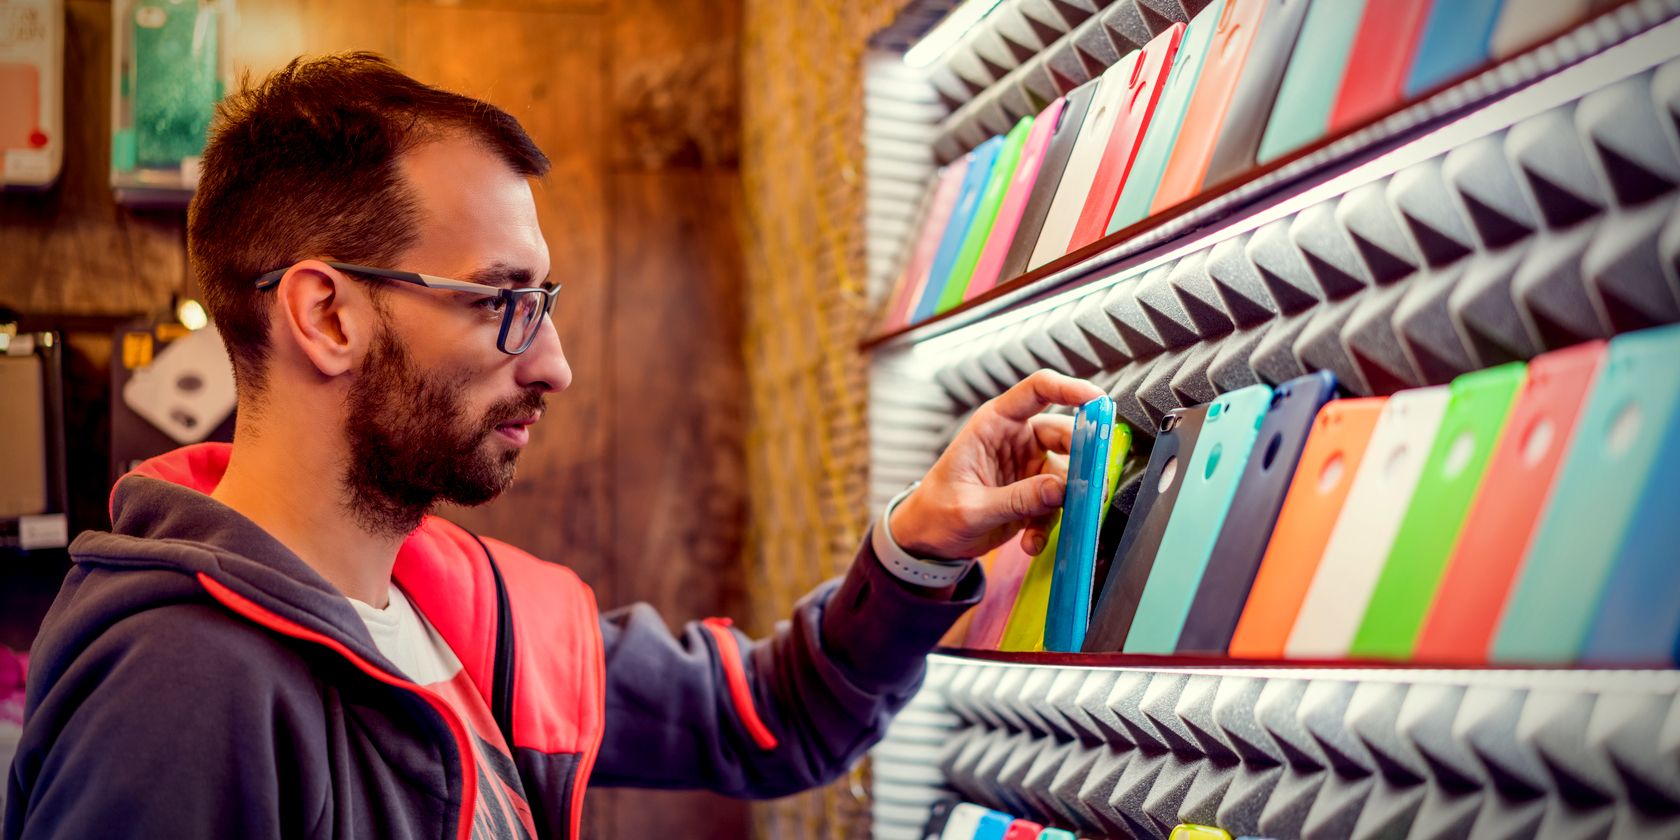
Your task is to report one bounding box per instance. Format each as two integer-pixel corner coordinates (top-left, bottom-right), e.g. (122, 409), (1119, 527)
(1488, 0), (1598, 59)
(1286, 385), (1451, 658)
(121, 325), (236, 444)
(939, 803), (989, 840)
(1026, 53), (1138, 271)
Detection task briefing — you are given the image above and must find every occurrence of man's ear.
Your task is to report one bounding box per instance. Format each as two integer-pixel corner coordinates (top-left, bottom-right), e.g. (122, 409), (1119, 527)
(273, 260), (378, 378)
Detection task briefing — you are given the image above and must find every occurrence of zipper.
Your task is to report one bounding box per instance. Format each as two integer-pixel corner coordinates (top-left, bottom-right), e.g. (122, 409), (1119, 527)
(197, 573), (480, 840)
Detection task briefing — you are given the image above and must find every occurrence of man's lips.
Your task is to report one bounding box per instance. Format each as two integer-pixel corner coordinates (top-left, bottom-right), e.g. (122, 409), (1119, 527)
(493, 415), (541, 446)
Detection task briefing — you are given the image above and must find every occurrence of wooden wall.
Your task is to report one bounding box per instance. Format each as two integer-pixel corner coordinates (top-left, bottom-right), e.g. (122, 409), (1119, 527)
(0, 0), (749, 836)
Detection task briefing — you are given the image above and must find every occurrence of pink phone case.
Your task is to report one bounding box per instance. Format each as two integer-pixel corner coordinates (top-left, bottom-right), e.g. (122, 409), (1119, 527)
(965, 97), (1069, 301)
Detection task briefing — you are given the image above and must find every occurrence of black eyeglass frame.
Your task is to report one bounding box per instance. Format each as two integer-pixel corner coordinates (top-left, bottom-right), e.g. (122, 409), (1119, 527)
(254, 261), (562, 355)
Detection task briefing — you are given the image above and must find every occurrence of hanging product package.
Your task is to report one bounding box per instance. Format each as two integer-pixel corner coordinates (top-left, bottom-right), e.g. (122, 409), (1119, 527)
(111, 0), (230, 204)
(0, 0), (63, 189)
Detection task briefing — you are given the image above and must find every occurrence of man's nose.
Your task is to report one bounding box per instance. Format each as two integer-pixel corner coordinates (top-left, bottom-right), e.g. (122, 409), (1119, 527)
(516, 316), (572, 394)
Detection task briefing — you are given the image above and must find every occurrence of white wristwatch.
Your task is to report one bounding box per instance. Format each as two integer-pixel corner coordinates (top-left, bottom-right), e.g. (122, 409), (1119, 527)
(872, 482), (974, 589)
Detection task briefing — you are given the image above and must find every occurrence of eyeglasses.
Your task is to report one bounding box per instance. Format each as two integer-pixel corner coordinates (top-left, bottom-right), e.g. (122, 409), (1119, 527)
(254, 262), (562, 355)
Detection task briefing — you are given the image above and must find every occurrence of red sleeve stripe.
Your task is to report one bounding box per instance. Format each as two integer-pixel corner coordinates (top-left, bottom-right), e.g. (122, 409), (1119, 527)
(700, 618), (779, 751)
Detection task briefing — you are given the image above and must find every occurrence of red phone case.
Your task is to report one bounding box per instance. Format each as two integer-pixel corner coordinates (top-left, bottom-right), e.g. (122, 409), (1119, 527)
(1328, 0), (1436, 133)
(1412, 341), (1606, 664)
(1151, 0), (1273, 213)
(1064, 23), (1184, 252)
(1003, 819), (1045, 839)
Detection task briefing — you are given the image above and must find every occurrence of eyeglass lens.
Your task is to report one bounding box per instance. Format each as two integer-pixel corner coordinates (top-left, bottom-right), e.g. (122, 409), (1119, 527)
(506, 291), (547, 352)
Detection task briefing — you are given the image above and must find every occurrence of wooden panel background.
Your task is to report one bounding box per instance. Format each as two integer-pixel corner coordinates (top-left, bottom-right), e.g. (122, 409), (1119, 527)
(0, 0), (750, 836)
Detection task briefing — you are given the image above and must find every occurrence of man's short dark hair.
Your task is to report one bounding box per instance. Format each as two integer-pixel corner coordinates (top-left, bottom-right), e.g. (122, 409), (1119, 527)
(188, 52), (551, 397)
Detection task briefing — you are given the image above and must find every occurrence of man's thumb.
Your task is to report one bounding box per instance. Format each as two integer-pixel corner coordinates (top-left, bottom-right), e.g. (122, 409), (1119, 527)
(996, 474), (1064, 523)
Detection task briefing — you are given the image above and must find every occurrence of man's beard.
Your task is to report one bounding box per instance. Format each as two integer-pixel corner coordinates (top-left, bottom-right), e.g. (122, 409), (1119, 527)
(341, 324), (545, 537)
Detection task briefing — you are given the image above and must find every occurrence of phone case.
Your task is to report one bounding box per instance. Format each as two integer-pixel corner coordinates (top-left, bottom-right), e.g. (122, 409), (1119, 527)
(965, 97), (1067, 301)
(939, 547), (1001, 647)
(1413, 342), (1604, 664)
(1493, 323), (1680, 664)
(1093, 451), (1151, 599)
(963, 535), (1036, 649)
(1203, 0), (1313, 189)
(997, 80), (1100, 282)
(1257, 0), (1371, 162)
(1402, 0), (1506, 99)
(997, 512), (1063, 652)
(0, 0), (64, 188)
(1045, 396), (1121, 651)
(886, 160), (972, 330)
(1065, 23), (1184, 252)
(940, 804), (990, 840)
(972, 809), (1014, 840)
(123, 0), (222, 172)
(1002, 819), (1045, 840)
(1488, 0), (1601, 60)
(120, 324), (236, 445)
(1125, 383), (1274, 654)
(1583, 368), (1680, 666)
(937, 117), (1035, 312)
(1326, 0), (1433, 134)
(1350, 363), (1525, 660)
(1286, 385), (1451, 658)
(921, 800), (958, 840)
(1178, 371), (1337, 655)
(913, 136), (1005, 324)
(1150, 0), (1272, 214)
(1106, 0), (1227, 234)
(1036, 831), (1075, 840)
(1082, 404), (1209, 651)
(1027, 59), (1132, 271)
(1228, 397), (1387, 659)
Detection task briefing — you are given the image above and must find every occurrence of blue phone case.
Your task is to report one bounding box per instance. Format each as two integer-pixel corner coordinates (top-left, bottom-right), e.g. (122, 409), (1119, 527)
(1125, 383), (1274, 654)
(913, 136), (1004, 324)
(1106, 0), (1227, 234)
(971, 810), (1014, 840)
(1493, 323), (1680, 663)
(1403, 0), (1506, 98)
(1044, 395), (1116, 652)
(1177, 371), (1337, 654)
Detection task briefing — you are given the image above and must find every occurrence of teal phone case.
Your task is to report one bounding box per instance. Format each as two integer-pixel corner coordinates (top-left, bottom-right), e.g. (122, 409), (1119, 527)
(1493, 323), (1680, 664)
(938, 116), (1034, 312)
(1105, 0), (1227, 234)
(1255, 0), (1369, 164)
(132, 1), (222, 169)
(1124, 383), (1274, 654)
(913, 136), (1004, 323)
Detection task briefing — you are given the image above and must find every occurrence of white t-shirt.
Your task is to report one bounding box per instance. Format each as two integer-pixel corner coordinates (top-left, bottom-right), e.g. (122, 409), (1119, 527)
(350, 587), (538, 840)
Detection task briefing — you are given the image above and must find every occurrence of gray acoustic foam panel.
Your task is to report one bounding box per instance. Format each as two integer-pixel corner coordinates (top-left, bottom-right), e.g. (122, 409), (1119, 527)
(871, 659), (1680, 840)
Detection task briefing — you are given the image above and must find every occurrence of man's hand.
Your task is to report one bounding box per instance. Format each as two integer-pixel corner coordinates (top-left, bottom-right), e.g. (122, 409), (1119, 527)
(889, 369), (1107, 560)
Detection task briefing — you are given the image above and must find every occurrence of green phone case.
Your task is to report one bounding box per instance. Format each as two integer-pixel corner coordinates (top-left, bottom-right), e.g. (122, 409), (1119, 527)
(1255, 0), (1367, 164)
(1350, 363), (1526, 659)
(938, 116), (1034, 312)
(131, 1), (222, 170)
(1123, 383), (1273, 654)
(1106, 0), (1227, 234)
(999, 420), (1133, 652)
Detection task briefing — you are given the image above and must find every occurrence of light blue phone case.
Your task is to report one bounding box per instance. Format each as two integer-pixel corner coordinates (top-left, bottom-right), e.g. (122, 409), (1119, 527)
(1493, 323), (1680, 663)
(1044, 395), (1116, 652)
(913, 136), (1004, 324)
(1106, 0), (1227, 234)
(1403, 0), (1506, 98)
(1255, 0), (1368, 164)
(1124, 383), (1273, 654)
(970, 810), (1014, 840)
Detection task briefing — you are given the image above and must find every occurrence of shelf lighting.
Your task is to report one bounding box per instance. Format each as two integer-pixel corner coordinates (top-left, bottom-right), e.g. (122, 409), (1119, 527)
(903, 0), (1005, 68)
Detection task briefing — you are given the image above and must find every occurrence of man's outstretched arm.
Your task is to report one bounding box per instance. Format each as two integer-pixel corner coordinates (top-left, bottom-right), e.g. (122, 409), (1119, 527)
(590, 370), (1104, 797)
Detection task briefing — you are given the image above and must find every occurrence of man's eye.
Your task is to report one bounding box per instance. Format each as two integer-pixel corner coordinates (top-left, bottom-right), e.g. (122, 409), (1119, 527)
(475, 296), (507, 313)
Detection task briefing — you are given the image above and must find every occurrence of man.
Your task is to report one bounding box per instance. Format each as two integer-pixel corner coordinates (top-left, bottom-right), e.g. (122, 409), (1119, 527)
(4, 54), (1101, 839)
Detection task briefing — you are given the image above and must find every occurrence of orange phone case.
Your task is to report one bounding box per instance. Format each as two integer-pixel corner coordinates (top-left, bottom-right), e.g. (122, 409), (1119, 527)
(1226, 397), (1386, 659)
(1065, 23), (1184, 251)
(1150, 0), (1272, 214)
(939, 547), (1000, 646)
(1412, 341), (1606, 664)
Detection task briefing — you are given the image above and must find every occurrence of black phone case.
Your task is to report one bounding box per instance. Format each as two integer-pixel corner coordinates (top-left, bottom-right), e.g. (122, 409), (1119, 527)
(1082, 403), (1209, 652)
(921, 800), (957, 840)
(1203, 0), (1313, 189)
(995, 78), (1101, 282)
(1093, 451), (1150, 600)
(1176, 371), (1338, 654)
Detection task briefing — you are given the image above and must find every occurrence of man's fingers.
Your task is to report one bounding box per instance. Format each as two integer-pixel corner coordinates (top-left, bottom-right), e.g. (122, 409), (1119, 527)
(990, 369), (1107, 422)
(1030, 414), (1075, 455)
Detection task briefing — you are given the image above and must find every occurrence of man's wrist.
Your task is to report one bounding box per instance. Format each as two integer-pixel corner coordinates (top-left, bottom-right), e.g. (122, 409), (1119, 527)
(874, 482), (971, 589)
